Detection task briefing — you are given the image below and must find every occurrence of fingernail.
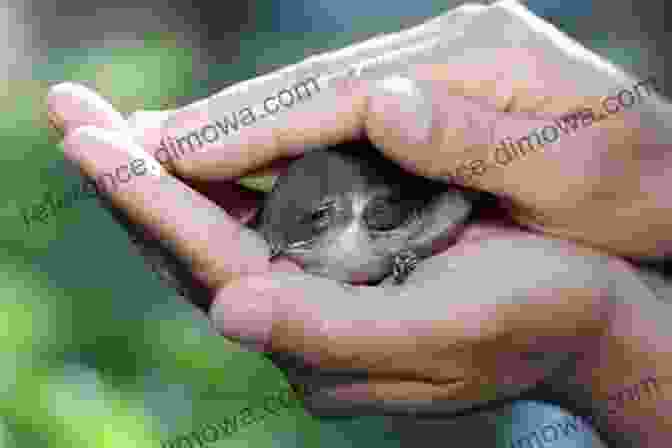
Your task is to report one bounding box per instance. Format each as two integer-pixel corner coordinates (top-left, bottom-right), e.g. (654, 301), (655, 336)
(237, 174), (278, 193)
(47, 109), (65, 139)
(371, 75), (434, 144)
(47, 82), (127, 135)
(324, 383), (372, 401)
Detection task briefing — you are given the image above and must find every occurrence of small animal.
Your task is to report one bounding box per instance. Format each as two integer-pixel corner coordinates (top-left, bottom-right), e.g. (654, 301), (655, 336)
(253, 140), (477, 285)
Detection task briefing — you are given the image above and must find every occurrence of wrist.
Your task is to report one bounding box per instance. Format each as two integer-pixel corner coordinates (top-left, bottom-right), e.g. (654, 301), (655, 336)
(564, 260), (671, 446)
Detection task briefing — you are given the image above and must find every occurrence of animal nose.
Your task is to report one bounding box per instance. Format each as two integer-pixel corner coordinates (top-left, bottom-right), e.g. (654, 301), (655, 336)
(268, 245), (285, 261)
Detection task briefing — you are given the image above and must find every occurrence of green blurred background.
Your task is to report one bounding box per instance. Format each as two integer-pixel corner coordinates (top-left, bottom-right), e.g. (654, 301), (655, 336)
(0, 0), (667, 446)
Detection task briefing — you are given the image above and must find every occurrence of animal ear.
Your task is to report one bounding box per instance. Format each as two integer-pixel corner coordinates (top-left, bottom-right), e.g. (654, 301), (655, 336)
(406, 188), (473, 256)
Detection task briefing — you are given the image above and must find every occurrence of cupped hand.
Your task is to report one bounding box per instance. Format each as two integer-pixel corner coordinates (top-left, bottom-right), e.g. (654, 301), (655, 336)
(45, 0), (669, 417)
(47, 81), (635, 418)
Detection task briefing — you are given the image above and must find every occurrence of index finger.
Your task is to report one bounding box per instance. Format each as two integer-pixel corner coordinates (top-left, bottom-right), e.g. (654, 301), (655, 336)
(152, 0), (643, 192)
(151, 3), (488, 181)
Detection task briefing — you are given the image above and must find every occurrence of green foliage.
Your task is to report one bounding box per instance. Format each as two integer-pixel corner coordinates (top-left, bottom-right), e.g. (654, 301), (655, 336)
(0, 33), (322, 448)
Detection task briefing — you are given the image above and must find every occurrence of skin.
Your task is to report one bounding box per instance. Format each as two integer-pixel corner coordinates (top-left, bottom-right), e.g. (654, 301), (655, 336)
(47, 1), (672, 445)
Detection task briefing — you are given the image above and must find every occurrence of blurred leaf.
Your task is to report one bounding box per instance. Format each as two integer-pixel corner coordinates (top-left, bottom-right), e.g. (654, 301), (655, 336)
(5, 364), (158, 448)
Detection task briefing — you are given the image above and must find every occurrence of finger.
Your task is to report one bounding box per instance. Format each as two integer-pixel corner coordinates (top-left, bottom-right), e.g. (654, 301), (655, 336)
(62, 126), (272, 293)
(47, 85), (284, 311)
(43, 79), (481, 190)
(47, 84), (209, 309)
(144, 68), (575, 197)
(153, 73), (494, 183)
(147, 2), (490, 181)
(142, 29), (559, 185)
(303, 379), (490, 416)
(47, 82), (181, 159)
(126, 109), (174, 148)
(47, 82), (129, 135)
(266, 349), (499, 415)
(47, 82), (272, 218)
(48, 82), (287, 193)
(149, 35), (648, 199)
(301, 350), (576, 416)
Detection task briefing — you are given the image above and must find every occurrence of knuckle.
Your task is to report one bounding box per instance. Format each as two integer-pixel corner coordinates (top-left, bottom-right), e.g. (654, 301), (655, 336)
(452, 2), (488, 16)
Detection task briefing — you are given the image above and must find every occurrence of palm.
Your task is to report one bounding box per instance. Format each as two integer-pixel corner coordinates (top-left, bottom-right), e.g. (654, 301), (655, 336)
(248, 219), (613, 417)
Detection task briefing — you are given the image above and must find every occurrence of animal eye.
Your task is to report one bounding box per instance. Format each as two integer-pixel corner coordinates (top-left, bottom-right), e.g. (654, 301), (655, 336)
(363, 195), (412, 231)
(304, 204), (333, 232)
(310, 207), (329, 222)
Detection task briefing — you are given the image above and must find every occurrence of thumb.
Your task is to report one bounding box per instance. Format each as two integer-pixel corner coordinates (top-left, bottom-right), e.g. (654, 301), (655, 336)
(206, 267), (548, 416)
(364, 75), (577, 200)
(207, 232), (611, 412)
(207, 270), (486, 414)
(207, 269), (478, 373)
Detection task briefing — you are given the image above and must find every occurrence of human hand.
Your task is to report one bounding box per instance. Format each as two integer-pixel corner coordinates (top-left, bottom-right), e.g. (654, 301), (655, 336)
(103, 0), (670, 259)
(47, 81), (635, 420)
(45, 0), (670, 422)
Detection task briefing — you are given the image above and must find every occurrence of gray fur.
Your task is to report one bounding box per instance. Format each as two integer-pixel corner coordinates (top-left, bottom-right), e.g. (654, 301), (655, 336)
(255, 141), (474, 284)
